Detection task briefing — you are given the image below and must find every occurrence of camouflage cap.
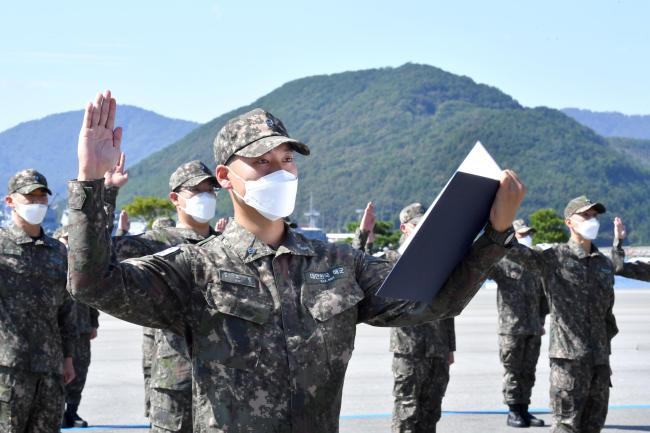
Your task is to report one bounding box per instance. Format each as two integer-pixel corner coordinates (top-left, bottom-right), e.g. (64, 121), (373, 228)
(213, 108), (310, 166)
(399, 203), (425, 225)
(7, 168), (52, 195)
(169, 160), (217, 192)
(152, 216), (175, 230)
(564, 195), (606, 219)
(512, 219), (536, 234)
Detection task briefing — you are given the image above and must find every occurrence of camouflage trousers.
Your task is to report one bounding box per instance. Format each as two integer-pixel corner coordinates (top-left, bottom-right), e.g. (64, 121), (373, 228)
(150, 388), (192, 433)
(391, 353), (450, 433)
(550, 358), (611, 433)
(65, 333), (91, 406)
(0, 366), (65, 433)
(499, 334), (541, 405)
(143, 327), (155, 418)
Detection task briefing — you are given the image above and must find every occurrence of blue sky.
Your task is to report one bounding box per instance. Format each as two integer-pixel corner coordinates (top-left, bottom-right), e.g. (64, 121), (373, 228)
(0, 0), (648, 132)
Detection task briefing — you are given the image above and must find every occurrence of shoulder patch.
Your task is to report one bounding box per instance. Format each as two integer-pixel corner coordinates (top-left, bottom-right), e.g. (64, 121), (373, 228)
(154, 246), (181, 257)
(219, 270), (257, 288)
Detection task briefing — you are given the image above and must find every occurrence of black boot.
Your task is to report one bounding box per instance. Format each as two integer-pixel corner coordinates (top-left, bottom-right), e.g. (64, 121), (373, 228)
(507, 404), (529, 428)
(61, 404), (89, 428)
(522, 405), (545, 427)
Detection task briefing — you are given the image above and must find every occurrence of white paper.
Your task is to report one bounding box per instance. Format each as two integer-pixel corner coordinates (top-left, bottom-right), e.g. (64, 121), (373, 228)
(457, 141), (502, 180)
(398, 141), (501, 255)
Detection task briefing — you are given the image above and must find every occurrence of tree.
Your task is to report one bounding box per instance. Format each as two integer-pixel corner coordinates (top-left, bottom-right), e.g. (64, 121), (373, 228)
(345, 220), (401, 250)
(123, 196), (175, 229)
(529, 208), (568, 244)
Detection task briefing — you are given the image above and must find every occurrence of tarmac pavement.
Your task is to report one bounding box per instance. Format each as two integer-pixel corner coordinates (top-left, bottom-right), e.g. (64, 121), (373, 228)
(66, 287), (650, 432)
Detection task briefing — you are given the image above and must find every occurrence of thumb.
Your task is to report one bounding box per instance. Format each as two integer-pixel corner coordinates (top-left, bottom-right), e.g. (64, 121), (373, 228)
(114, 127), (123, 148)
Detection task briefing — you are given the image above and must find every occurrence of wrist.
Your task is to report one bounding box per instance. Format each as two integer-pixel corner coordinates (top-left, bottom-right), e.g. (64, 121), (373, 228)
(484, 222), (516, 247)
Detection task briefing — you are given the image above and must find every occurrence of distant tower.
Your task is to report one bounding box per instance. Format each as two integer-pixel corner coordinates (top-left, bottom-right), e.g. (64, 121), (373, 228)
(304, 193), (320, 228)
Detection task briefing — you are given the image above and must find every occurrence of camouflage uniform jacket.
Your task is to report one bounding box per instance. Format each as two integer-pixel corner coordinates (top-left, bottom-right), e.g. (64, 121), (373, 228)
(489, 244), (548, 336)
(115, 225), (220, 392)
(522, 239), (618, 365)
(611, 239), (650, 282)
(67, 180), (507, 433)
(0, 223), (76, 375)
(75, 302), (100, 335)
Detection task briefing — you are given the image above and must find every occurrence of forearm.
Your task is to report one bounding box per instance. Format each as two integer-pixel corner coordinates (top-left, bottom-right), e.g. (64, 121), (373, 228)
(66, 180), (188, 332)
(352, 228), (369, 252)
(359, 235), (507, 326)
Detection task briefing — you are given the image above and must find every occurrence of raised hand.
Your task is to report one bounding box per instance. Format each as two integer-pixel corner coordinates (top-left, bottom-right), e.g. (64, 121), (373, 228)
(360, 201), (376, 233)
(104, 152), (129, 188)
(489, 170), (527, 232)
(614, 217), (627, 240)
(215, 218), (228, 233)
(78, 90), (123, 180)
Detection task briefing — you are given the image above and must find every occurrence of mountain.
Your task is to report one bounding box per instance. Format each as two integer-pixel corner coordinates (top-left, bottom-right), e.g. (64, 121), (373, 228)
(120, 63), (650, 244)
(563, 108), (650, 140)
(0, 106), (199, 200)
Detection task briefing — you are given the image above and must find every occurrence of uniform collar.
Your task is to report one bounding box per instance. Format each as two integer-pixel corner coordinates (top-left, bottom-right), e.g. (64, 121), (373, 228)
(567, 238), (600, 259)
(7, 223), (55, 247)
(168, 225), (218, 242)
(221, 220), (315, 263)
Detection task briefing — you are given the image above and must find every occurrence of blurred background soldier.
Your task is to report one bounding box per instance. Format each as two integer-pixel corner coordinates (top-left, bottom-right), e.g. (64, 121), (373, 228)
(0, 169), (77, 432)
(54, 225), (100, 428)
(488, 219), (546, 427)
(355, 202), (456, 433)
(108, 160), (221, 433)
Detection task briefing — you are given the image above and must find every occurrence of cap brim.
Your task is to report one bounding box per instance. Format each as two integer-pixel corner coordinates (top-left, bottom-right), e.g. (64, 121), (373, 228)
(575, 202), (606, 215)
(235, 136), (310, 159)
(406, 215), (423, 225)
(180, 174), (219, 189)
(14, 184), (52, 195)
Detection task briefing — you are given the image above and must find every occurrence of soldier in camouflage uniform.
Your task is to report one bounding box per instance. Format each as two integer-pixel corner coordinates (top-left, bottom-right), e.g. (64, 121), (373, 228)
(611, 217), (650, 281)
(111, 160), (220, 433)
(517, 196), (618, 433)
(0, 169), (77, 433)
(488, 219), (547, 427)
(66, 90), (526, 432)
(54, 226), (101, 428)
(356, 202), (455, 433)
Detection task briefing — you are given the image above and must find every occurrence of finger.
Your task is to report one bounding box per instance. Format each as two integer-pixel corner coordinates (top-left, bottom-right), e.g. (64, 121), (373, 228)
(91, 92), (103, 126)
(99, 90), (111, 127)
(107, 97), (117, 130)
(116, 152), (126, 172)
(82, 102), (93, 129)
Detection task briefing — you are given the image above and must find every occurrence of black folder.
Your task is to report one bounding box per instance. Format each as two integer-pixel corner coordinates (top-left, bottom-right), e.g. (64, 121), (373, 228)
(376, 142), (501, 303)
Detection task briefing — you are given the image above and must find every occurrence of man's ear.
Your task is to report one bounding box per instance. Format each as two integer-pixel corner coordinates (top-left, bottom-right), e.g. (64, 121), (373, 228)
(215, 165), (232, 190)
(399, 223), (408, 235)
(5, 194), (15, 209)
(168, 191), (180, 207)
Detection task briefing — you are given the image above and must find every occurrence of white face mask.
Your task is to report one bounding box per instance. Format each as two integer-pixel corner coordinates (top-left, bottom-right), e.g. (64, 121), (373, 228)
(518, 235), (533, 248)
(575, 217), (600, 240)
(182, 192), (217, 223)
(15, 203), (48, 225)
(230, 169), (298, 221)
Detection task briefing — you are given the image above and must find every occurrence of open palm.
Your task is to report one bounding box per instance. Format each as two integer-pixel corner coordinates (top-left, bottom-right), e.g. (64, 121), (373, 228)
(78, 90), (123, 180)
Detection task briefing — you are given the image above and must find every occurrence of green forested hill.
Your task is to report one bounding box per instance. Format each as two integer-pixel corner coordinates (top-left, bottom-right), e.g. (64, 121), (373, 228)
(120, 63), (650, 245)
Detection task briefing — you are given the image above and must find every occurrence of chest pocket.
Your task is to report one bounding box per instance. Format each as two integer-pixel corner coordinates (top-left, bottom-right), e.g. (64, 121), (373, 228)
(301, 270), (365, 373)
(559, 259), (586, 286)
(198, 275), (273, 371)
(0, 245), (26, 274)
